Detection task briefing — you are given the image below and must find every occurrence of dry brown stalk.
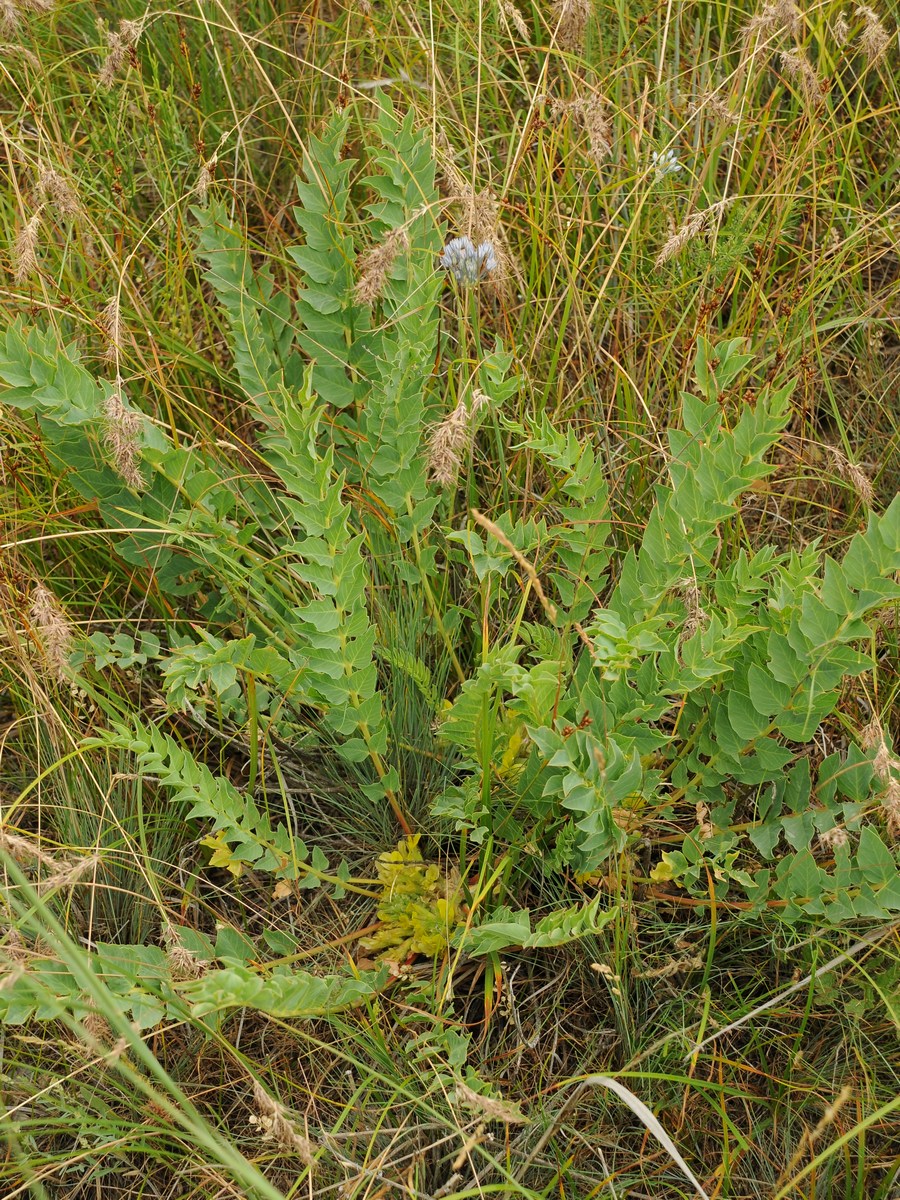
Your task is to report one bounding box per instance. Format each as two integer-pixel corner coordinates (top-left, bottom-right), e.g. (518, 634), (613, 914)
(471, 508), (558, 623)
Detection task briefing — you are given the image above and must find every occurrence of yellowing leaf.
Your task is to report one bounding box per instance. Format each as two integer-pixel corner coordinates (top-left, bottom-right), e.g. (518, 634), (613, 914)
(201, 833), (243, 878)
(650, 854), (678, 884)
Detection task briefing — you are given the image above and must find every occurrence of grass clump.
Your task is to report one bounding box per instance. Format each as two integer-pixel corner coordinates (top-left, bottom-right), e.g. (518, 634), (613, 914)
(1, 0), (899, 1197)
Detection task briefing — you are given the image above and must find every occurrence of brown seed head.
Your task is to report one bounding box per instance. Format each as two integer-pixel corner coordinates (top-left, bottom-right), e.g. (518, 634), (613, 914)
(856, 5), (890, 62)
(252, 1081), (315, 1161)
(498, 0), (528, 38)
(882, 779), (900, 840)
(29, 583), (74, 682)
(354, 227), (409, 305)
(552, 0), (592, 51)
(100, 296), (122, 361)
(99, 18), (142, 88)
(103, 387), (144, 490)
(780, 47), (825, 104)
(38, 166), (79, 218)
(827, 445), (875, 507)
(817, 824), (849, 852)
(12, 214), (40, 282)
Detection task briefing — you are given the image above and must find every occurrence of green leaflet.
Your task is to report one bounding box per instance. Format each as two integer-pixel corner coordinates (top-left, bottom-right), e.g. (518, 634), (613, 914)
(183, 965), (385, 1019)
(459, 894), (617, 956)
(86, 719), (317, 882)
(289, 112), (372, 414)
(436, 338), (900, 919)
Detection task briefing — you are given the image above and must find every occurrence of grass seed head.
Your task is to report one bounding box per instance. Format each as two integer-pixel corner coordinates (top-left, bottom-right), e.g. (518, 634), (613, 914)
(872, 739), (900, 783)
(742, 0), (802, 53)
(827, 445), (875, 506)
(552, 0), (592, 51)
(103, 386), (144, 490)
(99, 18), (142, 88)
(817, 824), (849, 852)
(856, 5), (890, 62)
(100, 295), (122, 360)
(29, 583), (74, 682)
(428, 396), (470, 486)
(498, 0), (528, 39)
(354, 227), (408, 304)
(196, 154), (217, 203)
(251, 1081), (315, 1161)
(166, 942), (205, 980)
(780, 47), (824, 104)
(882, 779), (900, 840)
(0, 0), (18, 32)
(12, 213), (40, 282)
(38, 165), (79, 218)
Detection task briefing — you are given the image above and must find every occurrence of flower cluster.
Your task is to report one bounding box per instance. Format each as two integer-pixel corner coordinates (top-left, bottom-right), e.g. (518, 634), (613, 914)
(652, 148), (683, 178)
(439, 235), (497, 285)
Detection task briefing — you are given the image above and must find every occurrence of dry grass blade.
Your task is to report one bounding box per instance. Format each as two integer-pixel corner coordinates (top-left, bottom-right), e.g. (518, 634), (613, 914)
(520, 1075), (711, 1199)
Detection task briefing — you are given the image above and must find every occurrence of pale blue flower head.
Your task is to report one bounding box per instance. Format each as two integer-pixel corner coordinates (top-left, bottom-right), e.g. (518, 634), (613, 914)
(652, 148), (683, 178)
(440, 236), (498, 285)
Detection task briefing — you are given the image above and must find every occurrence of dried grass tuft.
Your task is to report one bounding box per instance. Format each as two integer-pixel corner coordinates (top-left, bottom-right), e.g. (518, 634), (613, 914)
(634, 953), (704, 978)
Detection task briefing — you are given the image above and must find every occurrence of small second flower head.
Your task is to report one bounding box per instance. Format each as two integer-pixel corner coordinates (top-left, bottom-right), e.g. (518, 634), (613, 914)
(440, 236), (498, 285)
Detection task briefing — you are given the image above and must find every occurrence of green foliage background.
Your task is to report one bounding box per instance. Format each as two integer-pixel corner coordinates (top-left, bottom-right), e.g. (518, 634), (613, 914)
(1, 1), (899, 1197)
